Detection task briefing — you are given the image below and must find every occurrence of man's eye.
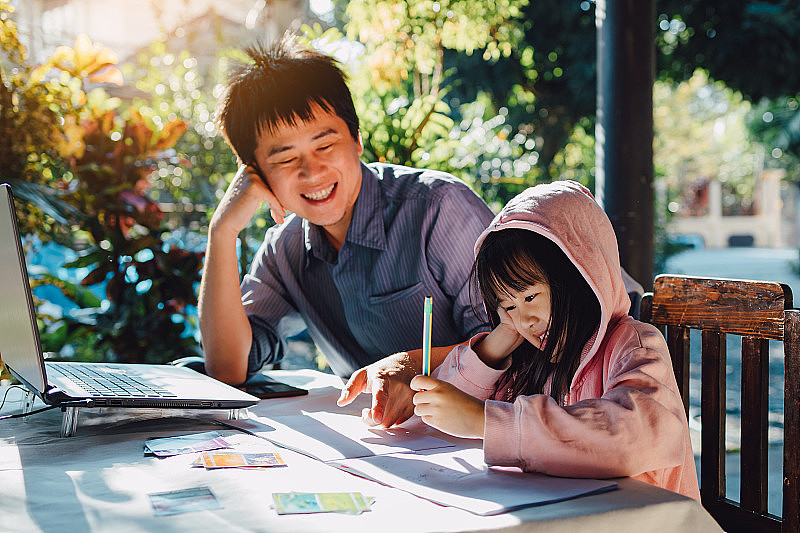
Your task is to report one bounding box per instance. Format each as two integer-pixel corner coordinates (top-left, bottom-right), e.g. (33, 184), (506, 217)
(318, 144), (333, 151)
(524, 294), (536, 302)
(276, 158), (296, 165)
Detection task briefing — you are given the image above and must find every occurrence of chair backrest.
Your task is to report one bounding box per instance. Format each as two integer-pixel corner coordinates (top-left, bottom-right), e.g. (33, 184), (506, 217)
(640, 274), (799, 533)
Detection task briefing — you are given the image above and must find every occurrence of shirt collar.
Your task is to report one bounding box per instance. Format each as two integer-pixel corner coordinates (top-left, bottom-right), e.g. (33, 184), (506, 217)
(303, 163), (387, 265)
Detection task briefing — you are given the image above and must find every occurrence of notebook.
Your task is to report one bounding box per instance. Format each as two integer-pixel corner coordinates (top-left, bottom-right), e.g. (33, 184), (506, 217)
(0, 183), (258, 410)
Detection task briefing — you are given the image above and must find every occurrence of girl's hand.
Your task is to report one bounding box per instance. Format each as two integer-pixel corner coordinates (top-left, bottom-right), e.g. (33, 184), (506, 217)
(410, 375), (485, 439)
(495, 306), (524, 343)
(473, 307), (524, 368)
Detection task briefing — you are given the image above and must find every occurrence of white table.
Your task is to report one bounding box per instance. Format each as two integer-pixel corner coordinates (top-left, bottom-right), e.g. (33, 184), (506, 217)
(0, 369), (722, 533)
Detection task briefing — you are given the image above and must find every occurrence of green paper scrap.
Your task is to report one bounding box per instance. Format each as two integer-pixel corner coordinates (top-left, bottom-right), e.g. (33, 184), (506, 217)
(272, 491), (373, 515)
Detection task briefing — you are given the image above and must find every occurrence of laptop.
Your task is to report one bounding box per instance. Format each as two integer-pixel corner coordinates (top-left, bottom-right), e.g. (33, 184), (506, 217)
(0, 183), (258, 410)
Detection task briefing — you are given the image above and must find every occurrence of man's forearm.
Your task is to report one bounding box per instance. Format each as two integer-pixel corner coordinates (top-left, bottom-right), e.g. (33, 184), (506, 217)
(198, 227), (251, 385)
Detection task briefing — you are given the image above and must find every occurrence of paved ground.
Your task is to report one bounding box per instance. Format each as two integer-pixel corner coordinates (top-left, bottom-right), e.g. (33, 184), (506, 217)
(663, 246), (800, 295)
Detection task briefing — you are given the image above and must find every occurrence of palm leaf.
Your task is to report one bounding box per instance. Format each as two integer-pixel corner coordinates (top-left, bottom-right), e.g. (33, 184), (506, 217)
(4, 179), (84, 224)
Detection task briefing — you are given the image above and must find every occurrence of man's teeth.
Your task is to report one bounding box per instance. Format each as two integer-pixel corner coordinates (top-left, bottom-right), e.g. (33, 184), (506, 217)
(304, 184), (335, 201)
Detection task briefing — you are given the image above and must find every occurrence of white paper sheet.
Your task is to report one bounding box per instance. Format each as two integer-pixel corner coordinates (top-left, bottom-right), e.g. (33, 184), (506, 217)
(223, 408), (617, 516)
(223, 411), (457, 461)
(328, 447), (618, 516)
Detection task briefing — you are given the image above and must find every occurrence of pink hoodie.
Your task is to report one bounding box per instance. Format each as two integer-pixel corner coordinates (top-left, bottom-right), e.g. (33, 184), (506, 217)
(432, 180), (700, 501)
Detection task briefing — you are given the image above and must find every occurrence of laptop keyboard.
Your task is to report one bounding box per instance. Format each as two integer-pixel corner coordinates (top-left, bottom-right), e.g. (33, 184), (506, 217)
(49, 364), (178, 398)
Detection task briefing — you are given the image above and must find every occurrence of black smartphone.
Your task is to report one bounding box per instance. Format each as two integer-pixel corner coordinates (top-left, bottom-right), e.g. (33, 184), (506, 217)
(241, 377), (308, 399)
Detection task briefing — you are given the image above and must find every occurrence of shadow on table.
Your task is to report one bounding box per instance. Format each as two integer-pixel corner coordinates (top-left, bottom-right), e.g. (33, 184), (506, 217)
(12, 410), (224, 532)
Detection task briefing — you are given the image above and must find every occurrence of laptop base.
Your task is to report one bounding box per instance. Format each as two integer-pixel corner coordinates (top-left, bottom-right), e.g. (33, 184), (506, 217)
(19, 386), (246, 437)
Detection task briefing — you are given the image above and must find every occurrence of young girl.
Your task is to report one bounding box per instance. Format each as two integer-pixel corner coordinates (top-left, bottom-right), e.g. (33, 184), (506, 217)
(410, 180), (700, 501)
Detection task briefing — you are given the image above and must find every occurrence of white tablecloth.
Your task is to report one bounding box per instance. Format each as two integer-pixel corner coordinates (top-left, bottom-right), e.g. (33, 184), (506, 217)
(0, 370), (722, 533)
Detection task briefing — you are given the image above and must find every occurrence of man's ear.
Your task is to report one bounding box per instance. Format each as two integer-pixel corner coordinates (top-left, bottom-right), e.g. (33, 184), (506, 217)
(357, 132), (364, 156)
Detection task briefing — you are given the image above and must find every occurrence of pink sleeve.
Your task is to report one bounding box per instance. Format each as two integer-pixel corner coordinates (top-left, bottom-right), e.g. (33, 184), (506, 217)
(431, 332), (508, 400)
(483, 327), (688, 479)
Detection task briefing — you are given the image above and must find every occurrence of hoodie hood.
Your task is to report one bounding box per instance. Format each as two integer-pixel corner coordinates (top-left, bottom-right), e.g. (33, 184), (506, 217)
(474, 180), (630, 386)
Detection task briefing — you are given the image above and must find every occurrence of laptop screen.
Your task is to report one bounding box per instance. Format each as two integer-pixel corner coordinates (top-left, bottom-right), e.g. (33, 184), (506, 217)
(0, 184), (49, 394)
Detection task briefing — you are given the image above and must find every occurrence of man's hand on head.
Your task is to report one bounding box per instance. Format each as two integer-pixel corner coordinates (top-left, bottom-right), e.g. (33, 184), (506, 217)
(211, 165), (287, 238)
(337, 352), (419, 427)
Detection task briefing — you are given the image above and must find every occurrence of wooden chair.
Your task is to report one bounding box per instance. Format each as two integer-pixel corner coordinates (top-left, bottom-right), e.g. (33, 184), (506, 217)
(640, 274), (799, 533)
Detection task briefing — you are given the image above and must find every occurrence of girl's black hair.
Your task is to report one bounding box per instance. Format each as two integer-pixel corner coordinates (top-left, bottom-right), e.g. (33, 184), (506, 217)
(216, 33), (360, 166)
(471, 229), (601, 404)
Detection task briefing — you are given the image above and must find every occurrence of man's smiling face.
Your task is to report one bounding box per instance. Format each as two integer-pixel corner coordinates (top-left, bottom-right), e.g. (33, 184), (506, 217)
(253, 103), (363, 248)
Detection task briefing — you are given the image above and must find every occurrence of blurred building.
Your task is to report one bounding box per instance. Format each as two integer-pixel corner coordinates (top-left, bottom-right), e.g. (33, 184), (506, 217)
(667, 169), (799, 248)
(10, 0), (312, 65)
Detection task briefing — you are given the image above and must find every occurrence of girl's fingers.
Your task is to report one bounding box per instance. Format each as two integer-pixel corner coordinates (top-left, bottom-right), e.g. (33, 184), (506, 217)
(410, 374), (438, 391)
(412, 389), (432, 406)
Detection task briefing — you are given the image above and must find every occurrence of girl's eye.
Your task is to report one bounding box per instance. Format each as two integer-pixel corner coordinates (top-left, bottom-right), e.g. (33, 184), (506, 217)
(524, 294), (536, 303)
(504, 305), (516, 312)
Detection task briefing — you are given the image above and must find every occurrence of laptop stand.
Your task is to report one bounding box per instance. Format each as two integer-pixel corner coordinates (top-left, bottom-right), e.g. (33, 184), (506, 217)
(20, 389), (245, 437)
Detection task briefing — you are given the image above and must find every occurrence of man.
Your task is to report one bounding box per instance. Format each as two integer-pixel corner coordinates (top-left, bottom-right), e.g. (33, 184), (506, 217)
(198, 34), (494, 426)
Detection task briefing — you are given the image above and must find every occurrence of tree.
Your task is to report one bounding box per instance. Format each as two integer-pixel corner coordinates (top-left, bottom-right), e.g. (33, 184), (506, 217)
(318, 0), (539, 207)
(656, 2), (800, 169)
(746, 96), (800, 178)
(656, 1), (800, 101)
(121, 43), (252, 268)
(442, 1), (597, 183)
(654, 70), (756, 207)
(0, 0), (78, 238)
(328, 1), (599, 187)
(428, 1), (800, 186)
(2, 7), (203, 364)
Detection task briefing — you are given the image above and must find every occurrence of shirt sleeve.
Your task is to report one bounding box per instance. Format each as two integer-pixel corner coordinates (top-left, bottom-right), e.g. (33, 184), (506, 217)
(482, 324), (689, 480)
(240, 228), (307, 377)
(426, 184), (495, 339)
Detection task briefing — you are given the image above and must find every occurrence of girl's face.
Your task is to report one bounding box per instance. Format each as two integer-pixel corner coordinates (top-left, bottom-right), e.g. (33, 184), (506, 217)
(496, 282), (552, 348)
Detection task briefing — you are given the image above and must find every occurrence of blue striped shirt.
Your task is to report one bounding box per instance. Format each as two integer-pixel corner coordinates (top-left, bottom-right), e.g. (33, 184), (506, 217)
(241, 162), (495, 378)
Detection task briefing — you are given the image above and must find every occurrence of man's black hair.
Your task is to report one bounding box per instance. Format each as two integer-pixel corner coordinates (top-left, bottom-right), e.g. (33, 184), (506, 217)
(216, 33), (360, 165)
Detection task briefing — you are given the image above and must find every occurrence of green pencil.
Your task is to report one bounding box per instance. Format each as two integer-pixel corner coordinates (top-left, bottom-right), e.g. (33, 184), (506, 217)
(422, 296), (433, 376)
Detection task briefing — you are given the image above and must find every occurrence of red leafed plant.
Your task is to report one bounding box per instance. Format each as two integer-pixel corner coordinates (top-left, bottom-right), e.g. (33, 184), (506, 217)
(1, 17), (203, 364)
